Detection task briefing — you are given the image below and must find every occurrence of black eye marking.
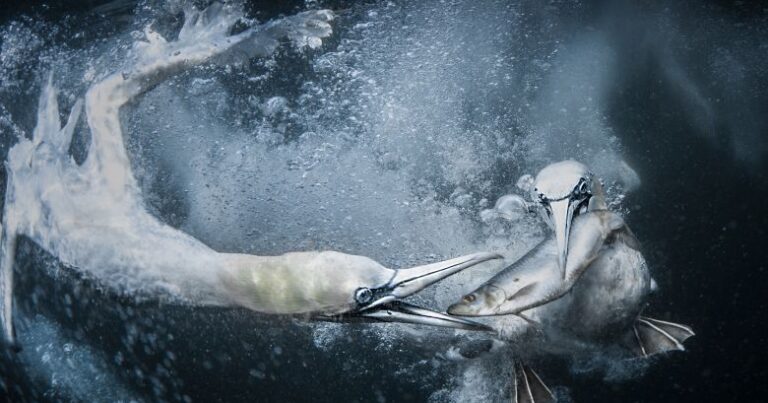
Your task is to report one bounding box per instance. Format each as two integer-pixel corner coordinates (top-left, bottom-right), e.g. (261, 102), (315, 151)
(572, 178), (591, 198)
(355, 287), (373, 304)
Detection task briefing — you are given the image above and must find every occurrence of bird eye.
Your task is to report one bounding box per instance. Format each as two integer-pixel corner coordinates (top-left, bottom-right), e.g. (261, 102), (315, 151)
(463, 294), (476, 303)
(355, 287), (373, 304)
(577, 180), (589, 195)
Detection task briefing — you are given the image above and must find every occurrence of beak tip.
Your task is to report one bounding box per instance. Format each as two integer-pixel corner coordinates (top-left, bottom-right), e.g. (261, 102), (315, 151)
(557, 256), (567, 278)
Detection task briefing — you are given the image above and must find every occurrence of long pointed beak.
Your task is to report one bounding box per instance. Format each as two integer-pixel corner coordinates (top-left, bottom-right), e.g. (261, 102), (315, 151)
(358, 302), (493, 331)
(316, 253), (501, 331)
(547, 199), (576, 279)
(388, 252), (502, 299)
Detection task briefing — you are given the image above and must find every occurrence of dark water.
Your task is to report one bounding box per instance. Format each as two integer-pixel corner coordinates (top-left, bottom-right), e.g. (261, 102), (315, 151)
(1, 0), (767, 402)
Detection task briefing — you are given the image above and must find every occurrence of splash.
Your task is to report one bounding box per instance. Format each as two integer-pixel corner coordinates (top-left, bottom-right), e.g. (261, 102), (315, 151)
(0, 3), (339, 338)
(0, 0), (656, 401)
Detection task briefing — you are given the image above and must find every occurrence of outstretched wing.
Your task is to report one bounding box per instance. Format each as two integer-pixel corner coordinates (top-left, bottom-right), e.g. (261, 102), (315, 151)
(0, 77), (83, 347)
(83, 3), (335, 197)
(0, 223), (17, 346)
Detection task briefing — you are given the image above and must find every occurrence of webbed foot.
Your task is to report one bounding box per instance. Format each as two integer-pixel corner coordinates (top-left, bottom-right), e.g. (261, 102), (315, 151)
(628, 316), (695, 357)
(514, 361), (555, 403)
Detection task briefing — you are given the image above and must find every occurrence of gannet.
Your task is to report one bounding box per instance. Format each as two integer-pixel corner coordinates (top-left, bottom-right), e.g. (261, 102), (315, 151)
(448, 160), (694, 402)
(0, 4), (499, 348)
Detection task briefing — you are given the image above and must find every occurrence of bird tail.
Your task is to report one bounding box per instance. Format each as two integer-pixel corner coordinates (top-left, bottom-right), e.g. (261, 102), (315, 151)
(627, 316), (695, 357)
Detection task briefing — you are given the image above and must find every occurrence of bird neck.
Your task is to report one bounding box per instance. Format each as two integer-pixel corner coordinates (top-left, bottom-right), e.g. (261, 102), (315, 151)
(588, 180), (608, 211)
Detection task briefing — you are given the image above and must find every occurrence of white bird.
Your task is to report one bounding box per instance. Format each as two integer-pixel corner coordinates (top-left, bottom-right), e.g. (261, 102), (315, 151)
(448, 160), (694, 403)
(0, 3), (499, 348)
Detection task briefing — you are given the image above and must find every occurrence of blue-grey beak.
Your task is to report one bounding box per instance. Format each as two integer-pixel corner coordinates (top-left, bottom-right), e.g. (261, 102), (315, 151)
(357, 301), (493, 331)
(547, 198), (576, 279)
(321, 252), (501, 331)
